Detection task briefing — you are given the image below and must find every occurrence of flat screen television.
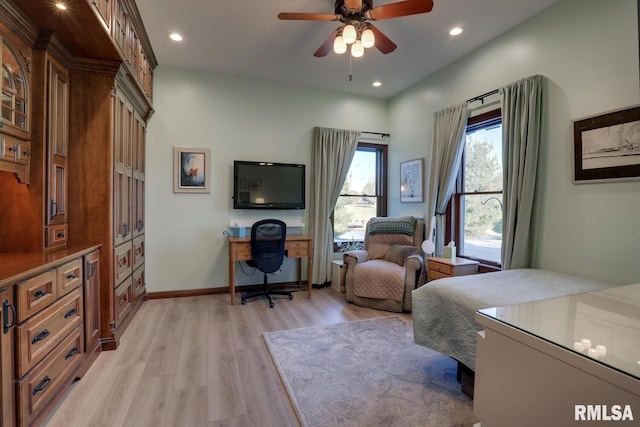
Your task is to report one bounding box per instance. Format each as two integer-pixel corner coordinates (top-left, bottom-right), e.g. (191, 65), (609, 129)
(233, 161), (306, 209)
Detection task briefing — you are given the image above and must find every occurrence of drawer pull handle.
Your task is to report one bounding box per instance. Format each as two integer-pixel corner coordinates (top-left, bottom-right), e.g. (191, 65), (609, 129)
(57, 232), (65, 238)
(66, 273), (77, 280)
(64, 307), (78, 319)
(3, 299), (16, 334)
(64, 346), (79, 360)
(119, 257), (128, 267)
(32, 329), (50, 344)
(33, 289), (47, 299)
(32, 376), (51, 396)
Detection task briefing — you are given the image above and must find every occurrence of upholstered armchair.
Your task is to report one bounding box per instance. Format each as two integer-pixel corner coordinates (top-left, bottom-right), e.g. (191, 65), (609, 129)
(343, 217), (425, 312)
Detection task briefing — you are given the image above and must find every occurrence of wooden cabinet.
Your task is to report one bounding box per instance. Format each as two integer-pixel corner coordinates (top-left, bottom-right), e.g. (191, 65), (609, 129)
(0, 247), (99, 426)
(45, 58), (69, 249)
(0, 287), (16, 427)
(0, 32), (31, 184)
(89, 0), (112, 32)
(427, 257), (479, 282)
(83, 250), (101, 358)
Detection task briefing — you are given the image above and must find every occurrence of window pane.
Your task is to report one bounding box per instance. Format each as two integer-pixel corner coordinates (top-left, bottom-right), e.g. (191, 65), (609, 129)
(334, 195), (376, 243)
(464, 126), (502, 193)
(460, 194), (502, 263)
(341, 150), (377, 195)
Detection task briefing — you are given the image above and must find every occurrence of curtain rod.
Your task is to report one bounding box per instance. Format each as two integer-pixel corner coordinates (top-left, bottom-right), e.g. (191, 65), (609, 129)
(467, 89), (499, 104)
(361, 131), (390, 137)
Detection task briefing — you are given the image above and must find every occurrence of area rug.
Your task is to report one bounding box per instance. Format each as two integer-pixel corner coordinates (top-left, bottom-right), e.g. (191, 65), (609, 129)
(263, 316), (477, 427)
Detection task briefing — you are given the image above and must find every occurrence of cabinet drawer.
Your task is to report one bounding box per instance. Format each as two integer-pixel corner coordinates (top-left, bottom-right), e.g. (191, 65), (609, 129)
(16, 288), (83, 378)
(115, 277), (132, 326)
(428, 270), (450, 281)
(132, 235), (144, 270)
(57, 258), (83, 298)
(17, 326), (83, 425)
(16, 270), (57, 323)
(114, 241), (133, 287)
(286, 241), (309, 257)
(428, 261), (452, 276)
(45, 224), (68, 247)
(132, 265), (145, 303)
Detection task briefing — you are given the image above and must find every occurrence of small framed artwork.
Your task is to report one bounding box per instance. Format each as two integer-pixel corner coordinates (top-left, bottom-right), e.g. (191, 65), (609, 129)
(573, 105), (640, 183)
(173, 146), (211, 193)
(400, 158), (424, 202)
(248, 180), (262, 191)
(237, 177), (246, 189)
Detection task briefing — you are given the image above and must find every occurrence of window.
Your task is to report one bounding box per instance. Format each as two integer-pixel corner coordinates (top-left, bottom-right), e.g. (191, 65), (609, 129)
(447, 109), (502, 266)
(333, 143), (387, 251)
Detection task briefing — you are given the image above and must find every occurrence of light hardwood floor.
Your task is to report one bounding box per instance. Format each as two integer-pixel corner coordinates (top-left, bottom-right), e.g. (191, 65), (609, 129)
(44, 287), (411, 427)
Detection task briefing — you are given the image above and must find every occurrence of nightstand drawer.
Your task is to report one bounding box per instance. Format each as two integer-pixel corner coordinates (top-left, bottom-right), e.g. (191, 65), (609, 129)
(428, 270), (450, 281)
(428, 261), (452, 275)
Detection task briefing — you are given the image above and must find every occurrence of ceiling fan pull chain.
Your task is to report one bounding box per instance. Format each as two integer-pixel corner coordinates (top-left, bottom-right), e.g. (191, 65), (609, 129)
(348, 54), (353, 82)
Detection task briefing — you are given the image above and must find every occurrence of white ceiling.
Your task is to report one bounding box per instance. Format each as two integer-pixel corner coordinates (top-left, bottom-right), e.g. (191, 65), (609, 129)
(136, 0), (559, 99)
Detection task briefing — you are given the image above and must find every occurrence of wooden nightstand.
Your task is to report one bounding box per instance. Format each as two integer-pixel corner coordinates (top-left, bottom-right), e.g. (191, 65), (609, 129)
(427, 257), (479, 281)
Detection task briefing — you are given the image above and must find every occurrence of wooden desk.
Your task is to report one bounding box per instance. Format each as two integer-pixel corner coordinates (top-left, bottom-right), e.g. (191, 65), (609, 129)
(227, 235), (314, 305)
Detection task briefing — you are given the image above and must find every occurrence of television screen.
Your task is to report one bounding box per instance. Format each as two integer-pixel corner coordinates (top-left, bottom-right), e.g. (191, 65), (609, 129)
(233, 161), (305, 209)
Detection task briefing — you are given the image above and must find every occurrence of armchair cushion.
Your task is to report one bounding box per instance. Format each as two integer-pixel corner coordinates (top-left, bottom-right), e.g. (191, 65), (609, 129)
(384, 245), (419, 266)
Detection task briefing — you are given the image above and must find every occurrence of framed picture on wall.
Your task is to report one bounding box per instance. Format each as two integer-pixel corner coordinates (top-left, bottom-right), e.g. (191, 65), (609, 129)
(173, 146), (211, 193)
(400, 158), (424, 202)
(573, 105), (640, 183)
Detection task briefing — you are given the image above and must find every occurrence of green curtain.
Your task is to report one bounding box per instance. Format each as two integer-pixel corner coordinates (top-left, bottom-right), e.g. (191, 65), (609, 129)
(426, 103), (469, 256)
(309, 127), (360, 285)
(501, 75), (544, 269)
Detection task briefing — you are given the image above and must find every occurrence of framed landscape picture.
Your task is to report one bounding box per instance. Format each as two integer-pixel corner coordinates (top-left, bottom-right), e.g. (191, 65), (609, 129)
(173, 146), (211, 193)
(400, 158), (424, 202)
(573, 105), (640, 183)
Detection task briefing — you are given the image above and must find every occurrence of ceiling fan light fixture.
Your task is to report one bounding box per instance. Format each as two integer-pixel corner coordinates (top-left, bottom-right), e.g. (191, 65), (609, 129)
(351, 40), (364, 58)
(343, 24), (357, 44)
(361, 28), (375, 48)
(333, 35), (347, 54)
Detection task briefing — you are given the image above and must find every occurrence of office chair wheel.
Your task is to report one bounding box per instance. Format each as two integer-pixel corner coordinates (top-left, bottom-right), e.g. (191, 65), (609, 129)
(269, 301), (275, 308)
(288, 294), (294, 300)
(241, 299), (247, 305)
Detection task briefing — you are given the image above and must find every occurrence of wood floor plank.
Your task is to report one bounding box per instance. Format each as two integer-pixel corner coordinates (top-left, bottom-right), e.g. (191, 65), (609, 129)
(44, 287), (412, 427)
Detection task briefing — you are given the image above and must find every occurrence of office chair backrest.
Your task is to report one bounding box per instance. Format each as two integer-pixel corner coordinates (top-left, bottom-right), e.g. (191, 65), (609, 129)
(251, 219), (287, 274)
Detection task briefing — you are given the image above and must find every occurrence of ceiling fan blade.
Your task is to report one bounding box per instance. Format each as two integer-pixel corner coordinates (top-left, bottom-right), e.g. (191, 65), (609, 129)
(368, 0), (434, 20)
(278, 12), (340, 21)
(369, 24), (397, 54)
(314, 29), (339, 57)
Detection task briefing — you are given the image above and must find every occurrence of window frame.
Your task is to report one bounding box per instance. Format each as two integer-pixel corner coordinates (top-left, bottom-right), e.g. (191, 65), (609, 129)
(332, 142), (388, 252)
(445, 108), (502, 270)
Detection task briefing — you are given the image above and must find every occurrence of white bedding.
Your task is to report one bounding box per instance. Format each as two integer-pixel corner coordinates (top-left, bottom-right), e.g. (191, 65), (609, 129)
(411, 268), (614, 370)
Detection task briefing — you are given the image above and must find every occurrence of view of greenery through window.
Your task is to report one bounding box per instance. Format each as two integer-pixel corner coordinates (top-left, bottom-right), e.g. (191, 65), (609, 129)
(334, 150), (378, 250)
(461, 124), (503, 263)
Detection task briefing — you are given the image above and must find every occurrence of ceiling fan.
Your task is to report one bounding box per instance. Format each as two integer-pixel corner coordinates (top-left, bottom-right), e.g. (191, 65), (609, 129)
(278, 0), (434, 58)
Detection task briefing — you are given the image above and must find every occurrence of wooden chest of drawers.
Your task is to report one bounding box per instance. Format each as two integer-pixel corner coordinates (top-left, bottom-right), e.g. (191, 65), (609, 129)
(427, 257), (479, 282)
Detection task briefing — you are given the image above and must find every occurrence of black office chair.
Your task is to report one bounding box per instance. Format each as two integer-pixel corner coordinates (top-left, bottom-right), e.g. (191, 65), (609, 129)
(241, 219), (293, 308)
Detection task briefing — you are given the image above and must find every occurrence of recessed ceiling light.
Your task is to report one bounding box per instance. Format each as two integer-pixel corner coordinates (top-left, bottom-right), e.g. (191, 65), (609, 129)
(372, 81), (382, 87)
(168, 32), (183, 42)
(449, 27), (463, 36)
(55, 2), (67, 10)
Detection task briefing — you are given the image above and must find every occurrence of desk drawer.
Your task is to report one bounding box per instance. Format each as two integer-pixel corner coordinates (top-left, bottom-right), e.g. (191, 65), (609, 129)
(57, 258), (83, 298)
(286, 241), (309, 257)
(17, 325), (83, 425)
(428, 261), (452, 276)
(16, 269), (57, 323)
(232, 242), (252, 261)
(16, 288), (83, 377)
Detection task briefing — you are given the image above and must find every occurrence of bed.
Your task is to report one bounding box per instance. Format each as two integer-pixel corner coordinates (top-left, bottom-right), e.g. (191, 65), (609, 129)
(411, 268), (615, 371)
